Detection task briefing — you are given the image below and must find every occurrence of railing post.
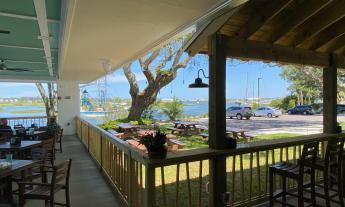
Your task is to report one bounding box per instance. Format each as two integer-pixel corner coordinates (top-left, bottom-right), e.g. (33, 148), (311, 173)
(144, 163), (155, 207)
(323, 53), (338, 133)
(128, 152), (134, 206)
(208, 33), (227, 207)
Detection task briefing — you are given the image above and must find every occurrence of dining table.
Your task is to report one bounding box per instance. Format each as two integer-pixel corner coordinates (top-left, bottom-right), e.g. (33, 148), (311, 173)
(226, 127), (253, 142)
(117, 123), (140, 135)
(22, 130), (46, 140)
(0, 140), (41, 159)
(0, 159), (39, 206)
(173, 121), (199, 135)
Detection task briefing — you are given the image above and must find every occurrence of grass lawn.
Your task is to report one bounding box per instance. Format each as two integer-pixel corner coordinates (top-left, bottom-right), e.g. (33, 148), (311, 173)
(339, 122), (345, 129)
(153, 130), (304, 206)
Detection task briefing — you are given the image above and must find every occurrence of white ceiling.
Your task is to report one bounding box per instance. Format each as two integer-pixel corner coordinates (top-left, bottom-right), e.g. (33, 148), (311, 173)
(59, 0), (221, 83)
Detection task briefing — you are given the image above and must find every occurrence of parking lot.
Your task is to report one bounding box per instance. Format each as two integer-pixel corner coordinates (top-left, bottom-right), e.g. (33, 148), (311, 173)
(199, 114), (345, 136)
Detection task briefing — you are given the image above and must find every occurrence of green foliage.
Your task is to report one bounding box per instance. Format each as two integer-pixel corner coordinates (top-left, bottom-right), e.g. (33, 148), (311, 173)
(251, 102), (259, 109)
(100, 118), (154, 130)
(279, 95), (297, 110)
(158, 97), (184, 121)
(139, 130), (167, 151)
(269, 99), (282, 108)
(281, 66), (322, 102)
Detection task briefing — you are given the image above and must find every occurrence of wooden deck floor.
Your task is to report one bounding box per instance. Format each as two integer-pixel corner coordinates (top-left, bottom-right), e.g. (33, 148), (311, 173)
(21, 135), (123, 207)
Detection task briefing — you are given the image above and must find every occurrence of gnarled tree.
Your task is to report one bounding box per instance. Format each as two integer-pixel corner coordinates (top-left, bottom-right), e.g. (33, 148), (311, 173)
(35, 82), (56, 117)
(123, 38), (192, 120)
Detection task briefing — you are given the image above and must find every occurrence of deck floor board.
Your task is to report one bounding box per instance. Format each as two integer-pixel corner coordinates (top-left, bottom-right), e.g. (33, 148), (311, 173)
(17, 135), (123, 207)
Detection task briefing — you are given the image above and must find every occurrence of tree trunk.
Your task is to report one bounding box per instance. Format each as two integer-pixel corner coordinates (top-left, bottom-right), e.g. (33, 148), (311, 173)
(300, 91), (304, 105)
(127, 98), (151, 120)
(127, 90), (158, 120)
(35, 83), (56, 117)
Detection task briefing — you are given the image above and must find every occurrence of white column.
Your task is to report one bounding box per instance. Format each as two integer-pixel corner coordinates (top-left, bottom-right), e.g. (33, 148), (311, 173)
(57, 80), (80, 135)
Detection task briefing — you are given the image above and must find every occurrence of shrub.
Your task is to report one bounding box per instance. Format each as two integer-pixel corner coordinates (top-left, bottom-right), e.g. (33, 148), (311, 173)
(99, 118), (154, 130)
(158, 97), (184, 121)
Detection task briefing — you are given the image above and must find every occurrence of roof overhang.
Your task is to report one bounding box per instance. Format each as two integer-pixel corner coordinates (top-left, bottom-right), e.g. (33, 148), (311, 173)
(58, 0), (223, 83)
(185, 0), (345, 69)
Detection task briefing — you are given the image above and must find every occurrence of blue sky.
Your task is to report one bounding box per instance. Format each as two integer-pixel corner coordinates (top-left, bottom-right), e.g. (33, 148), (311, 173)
(0, 58), (290, 99)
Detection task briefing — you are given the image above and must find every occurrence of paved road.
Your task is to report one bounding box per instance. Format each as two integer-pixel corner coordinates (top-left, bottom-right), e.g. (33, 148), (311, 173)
(198, 114), (345, 136)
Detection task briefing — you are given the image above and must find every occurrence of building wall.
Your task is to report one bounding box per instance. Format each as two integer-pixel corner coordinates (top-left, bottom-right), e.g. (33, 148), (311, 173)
(57, 80), (80, 135)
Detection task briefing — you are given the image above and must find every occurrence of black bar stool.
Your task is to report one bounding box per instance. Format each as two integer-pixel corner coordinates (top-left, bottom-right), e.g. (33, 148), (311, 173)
(269, 141), (319, 207)
(305, 138), (344, 207)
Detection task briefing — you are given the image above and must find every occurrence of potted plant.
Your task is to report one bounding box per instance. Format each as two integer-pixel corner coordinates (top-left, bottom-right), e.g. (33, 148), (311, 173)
(139, 130), (167, 159)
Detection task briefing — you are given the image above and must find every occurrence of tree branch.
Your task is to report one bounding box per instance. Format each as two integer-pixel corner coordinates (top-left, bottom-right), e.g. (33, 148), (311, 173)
(123, 63), (139, 98)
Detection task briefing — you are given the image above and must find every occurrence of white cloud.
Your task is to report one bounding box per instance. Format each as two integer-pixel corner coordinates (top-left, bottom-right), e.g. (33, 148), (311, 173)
(107, 72), (146, 83)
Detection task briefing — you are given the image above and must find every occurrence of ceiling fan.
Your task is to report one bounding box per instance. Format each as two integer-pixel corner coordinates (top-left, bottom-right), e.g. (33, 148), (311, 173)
(0, 60), (34, 72)
(0, 30), (10, 34)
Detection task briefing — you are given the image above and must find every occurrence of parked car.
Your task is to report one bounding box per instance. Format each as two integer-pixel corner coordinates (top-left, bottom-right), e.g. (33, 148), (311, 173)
(287, 105), (314, 115)
(226, 106), (252, 120)
(317, 104), (345, 114)
(253, 107), (282, 117)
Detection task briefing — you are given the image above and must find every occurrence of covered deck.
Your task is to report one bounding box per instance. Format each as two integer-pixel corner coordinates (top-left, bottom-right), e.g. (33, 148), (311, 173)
(22, 134), (122, 207)
(2, 0), (345, 206)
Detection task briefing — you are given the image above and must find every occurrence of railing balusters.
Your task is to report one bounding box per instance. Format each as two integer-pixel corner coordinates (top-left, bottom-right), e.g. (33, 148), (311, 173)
(160, 166), (167, 207)
(74, 116), (341, 207)
(256, 152), (261, 195)
(249, 153), (253, 203)
(198, 160), (203, 207)
(186, 162), (192, 207)
(175, 164), (180, 207)
(240, 154), (245, 201)
(231, 155), (236, 205)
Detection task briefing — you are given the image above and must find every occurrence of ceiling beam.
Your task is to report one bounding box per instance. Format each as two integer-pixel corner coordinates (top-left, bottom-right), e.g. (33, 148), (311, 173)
(0, 74), (56, 83)
(33, 0), (54, 76)
(3, 59), (56, 64)
(0, 11), (59, 23)
(299, 17), (345, 50)
(317, 33), (345, 53)
(0, 44), (58, 51)
(265, 0), (331, 43)
(237, 0), (293, 39)
(286, 0), (345, 47)
(184, 0), (248, 56)
(224, 37), (345, 68)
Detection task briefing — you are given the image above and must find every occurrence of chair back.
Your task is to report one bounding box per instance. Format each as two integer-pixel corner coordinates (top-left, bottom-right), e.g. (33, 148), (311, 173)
(57, 128), (63, 142)
(50, 159), (72, 194)
(325, 138), (344, 167)
(299, 141), (319, 175)
(31, 147), (48, 164)
(42, 138), (54, 152)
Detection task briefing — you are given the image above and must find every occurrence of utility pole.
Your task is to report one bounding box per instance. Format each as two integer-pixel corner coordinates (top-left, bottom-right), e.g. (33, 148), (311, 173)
(258, 77), (262, 107)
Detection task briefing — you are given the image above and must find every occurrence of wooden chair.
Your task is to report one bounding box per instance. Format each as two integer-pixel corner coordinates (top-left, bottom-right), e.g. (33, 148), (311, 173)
(12, 148), (48, 193)
(55, 128), (63, 153)
(304, 138), (344, 207)
(18, 159), (72, 207)
(42, 139), (55, 167)
(269, 141), (319, 207)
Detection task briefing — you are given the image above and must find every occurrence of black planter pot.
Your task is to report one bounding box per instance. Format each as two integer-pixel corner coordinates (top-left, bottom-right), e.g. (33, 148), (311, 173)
(225, 138), (237, 149)
(147, 147), (167, 159)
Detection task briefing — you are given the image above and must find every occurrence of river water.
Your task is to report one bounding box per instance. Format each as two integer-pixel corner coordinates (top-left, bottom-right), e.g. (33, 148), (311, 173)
(0, 101), (237, 125)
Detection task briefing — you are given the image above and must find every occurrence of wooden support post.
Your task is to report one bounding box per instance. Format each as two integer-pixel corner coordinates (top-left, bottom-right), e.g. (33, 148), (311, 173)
(144, 164), (155, 207)
(208, 33), (227, 207)
(323, 53), (338, 133)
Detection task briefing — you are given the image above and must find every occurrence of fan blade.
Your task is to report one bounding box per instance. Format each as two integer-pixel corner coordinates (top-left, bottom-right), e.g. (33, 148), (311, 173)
(0, 30), (10, 34)
(6, 68), (34, 72)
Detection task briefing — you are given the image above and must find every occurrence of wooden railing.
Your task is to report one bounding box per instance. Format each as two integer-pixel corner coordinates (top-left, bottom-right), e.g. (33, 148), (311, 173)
(75, 116), (344, 207)
(3, 116), (49, 128)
